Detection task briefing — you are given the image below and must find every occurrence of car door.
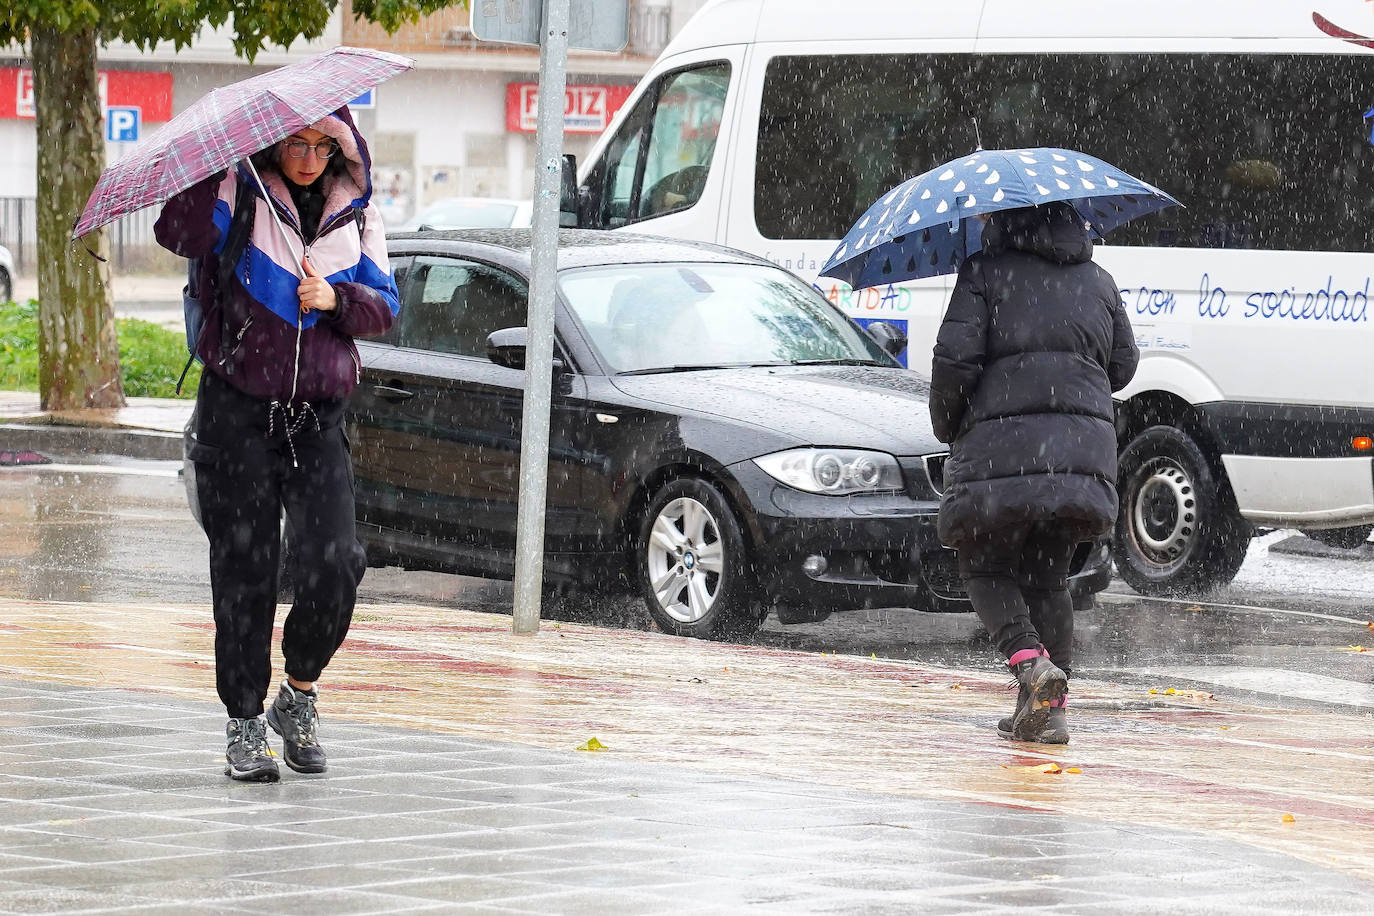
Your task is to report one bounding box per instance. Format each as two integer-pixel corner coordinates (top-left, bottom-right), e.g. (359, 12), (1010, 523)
(350, 254), (586, 571)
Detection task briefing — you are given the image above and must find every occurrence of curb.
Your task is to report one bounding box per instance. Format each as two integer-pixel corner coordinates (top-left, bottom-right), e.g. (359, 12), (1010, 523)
(0, 422), (181, 462)
(1268, 533), (1374, 562)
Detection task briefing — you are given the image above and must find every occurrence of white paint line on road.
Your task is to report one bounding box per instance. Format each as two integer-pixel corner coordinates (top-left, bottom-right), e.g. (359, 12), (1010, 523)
(1153, 665), (1374, 709)
(1100, 591), (1373, 628)
(0, 463), (179, 479)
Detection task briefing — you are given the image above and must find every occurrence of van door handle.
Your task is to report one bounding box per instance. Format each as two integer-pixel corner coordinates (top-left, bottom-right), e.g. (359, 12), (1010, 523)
(372, 384), (415, 402)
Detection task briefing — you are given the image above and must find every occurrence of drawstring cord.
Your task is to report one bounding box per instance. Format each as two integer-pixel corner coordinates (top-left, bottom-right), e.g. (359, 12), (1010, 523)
(267, 399), (320, 469)
(291, 312), (304, 405)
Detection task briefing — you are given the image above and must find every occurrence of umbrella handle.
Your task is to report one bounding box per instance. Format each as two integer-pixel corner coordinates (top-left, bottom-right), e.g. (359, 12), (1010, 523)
(242, 156), (304, 280)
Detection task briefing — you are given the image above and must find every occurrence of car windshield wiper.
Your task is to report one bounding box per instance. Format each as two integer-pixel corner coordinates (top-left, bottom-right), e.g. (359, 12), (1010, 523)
(617, 361), (788, 376)
(788, 357), (884, 366)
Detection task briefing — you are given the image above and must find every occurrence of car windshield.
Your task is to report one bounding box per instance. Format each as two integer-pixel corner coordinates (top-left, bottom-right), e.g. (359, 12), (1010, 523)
(558, 263), (892, 374)
(412, 200), (519, 229)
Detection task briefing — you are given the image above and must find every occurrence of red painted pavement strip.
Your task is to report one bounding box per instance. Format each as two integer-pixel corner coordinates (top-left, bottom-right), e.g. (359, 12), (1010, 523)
(1078, 759), (1374, 827)
(5, 596), (1373, 876)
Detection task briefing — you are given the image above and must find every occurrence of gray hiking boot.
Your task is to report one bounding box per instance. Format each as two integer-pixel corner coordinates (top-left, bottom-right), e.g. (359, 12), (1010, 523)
(998, 698), (1070, 744)
(225, 716), (279, 782)
(1000, 647), (1067, 741)
(266, 681), (327, 774)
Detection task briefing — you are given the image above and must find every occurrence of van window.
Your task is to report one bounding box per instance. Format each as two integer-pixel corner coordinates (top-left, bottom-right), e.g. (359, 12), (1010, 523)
(755, 53), (1374, 251)
(592, 62), (730, 227)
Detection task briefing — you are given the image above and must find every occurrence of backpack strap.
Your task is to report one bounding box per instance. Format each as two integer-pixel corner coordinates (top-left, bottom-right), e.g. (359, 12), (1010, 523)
(213, 176), (259, 375)
(175, 176), (257, 394)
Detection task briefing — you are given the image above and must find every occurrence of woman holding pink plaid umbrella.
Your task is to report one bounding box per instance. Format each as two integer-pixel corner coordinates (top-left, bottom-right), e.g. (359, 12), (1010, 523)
(155, 104), (398, 783)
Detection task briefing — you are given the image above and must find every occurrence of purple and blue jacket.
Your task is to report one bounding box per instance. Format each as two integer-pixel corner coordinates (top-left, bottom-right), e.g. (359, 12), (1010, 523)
(154, 107), (398, 405)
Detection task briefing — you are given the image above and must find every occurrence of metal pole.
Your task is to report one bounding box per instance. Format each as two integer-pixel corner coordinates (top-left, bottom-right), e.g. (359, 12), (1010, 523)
(511, 0), (570, 635)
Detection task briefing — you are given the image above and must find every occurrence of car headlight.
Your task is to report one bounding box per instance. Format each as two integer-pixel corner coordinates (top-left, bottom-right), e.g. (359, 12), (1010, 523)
(754, 448), (903, 495)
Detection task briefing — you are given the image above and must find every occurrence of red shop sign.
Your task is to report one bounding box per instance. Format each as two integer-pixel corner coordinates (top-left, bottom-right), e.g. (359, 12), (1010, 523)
(1, 68), (173, 121)
(505, 82), (634, 134)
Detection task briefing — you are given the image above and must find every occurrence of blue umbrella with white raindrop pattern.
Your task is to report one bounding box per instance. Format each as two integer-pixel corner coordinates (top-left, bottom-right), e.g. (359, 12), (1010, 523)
(819, 147), (1181, 290)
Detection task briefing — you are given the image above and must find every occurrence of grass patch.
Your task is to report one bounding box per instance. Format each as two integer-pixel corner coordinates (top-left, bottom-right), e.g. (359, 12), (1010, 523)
(0, 298), (198, 399)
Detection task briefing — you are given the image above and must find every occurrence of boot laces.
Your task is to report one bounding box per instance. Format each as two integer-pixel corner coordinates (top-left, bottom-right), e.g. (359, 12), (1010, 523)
(289, 692), (320, 747)
(232, 717), (271, 757)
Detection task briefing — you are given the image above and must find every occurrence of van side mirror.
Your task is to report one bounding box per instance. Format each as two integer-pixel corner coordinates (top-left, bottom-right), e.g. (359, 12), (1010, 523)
(865, 320), (908, 357)
(559, 154), (579, 228)
(486, 326), (567, 374)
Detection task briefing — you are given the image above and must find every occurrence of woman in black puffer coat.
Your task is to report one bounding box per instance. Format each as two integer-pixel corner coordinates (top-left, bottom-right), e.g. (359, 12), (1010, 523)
(930, 200), (1138, 744)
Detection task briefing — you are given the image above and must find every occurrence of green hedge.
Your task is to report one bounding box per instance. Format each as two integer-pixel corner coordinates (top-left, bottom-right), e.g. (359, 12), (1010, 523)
(0, 298), (199, 399)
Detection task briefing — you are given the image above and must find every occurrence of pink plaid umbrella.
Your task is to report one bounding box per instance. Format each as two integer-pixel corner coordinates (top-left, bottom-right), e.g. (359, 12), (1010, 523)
(71, 46), (413, 240)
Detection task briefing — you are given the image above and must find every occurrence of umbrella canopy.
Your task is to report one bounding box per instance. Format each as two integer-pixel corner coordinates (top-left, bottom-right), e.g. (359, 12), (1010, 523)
(71, 46), (413, 240)
(819, 147), (1181, 290)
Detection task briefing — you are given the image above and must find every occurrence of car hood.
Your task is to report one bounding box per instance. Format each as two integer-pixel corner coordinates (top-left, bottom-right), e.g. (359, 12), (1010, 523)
(609, 366), (944, 457)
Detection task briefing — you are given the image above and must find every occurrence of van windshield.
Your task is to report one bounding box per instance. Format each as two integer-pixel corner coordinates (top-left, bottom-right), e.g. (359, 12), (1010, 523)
(558, 262), (892, 374)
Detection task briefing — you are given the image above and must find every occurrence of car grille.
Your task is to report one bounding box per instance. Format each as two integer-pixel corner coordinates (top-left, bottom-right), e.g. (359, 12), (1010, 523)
(922, 452), (948, 495)
(898, 453), (948, 499)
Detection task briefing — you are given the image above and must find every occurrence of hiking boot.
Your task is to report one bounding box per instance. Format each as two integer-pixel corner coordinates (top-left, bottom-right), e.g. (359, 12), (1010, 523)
(225, 716), (279, 782)
(266, 681), (327, 774)
(998, 696), (1069, 744)
(1001, 647), (1067, 741)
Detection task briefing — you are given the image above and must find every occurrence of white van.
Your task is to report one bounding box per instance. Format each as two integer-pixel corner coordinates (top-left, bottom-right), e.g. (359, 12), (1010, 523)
(560, 0), (1374, 596)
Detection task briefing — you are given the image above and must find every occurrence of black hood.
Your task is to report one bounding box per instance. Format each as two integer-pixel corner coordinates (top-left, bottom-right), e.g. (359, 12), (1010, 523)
(982, 201), (1093, 265)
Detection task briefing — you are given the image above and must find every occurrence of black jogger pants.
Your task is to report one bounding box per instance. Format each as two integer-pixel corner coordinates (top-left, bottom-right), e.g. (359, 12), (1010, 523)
(190, 371), (366, 720)
(957, 521), (1084, 671)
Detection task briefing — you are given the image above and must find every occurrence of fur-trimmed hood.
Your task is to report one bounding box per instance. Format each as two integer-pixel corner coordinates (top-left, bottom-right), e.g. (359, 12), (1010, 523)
(247, 106), (374, 232)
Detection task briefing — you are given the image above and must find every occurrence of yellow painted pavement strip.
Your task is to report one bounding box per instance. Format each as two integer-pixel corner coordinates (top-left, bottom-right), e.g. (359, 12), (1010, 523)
(2, 596), (1372, 877)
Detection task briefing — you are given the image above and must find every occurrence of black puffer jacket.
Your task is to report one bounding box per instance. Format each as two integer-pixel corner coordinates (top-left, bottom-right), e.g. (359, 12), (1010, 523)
(929, 203), (1139, 548)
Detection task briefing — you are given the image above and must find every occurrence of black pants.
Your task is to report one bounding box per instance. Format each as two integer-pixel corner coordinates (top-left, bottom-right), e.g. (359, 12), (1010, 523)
(958, 521), (1083, 671)
(190, 371), (366, 720)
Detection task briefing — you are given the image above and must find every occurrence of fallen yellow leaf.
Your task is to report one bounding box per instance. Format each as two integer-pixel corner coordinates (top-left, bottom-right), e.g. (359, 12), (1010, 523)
(1281, 813), (1296, 824)
(1336, 645), (1368, 653)
(575, 737), (608, 752)
(1044, 763), (1062, 774)
(1165, 688), (1177, 695)
(1065, 767), (1082, 774)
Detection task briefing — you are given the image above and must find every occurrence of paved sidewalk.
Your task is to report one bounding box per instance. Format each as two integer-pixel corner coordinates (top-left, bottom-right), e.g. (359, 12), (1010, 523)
(0, 391), (191, 462)
(3, 597), (1373, 914)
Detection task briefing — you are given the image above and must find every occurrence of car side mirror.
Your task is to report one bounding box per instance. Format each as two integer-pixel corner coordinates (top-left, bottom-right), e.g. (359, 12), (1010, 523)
(559, 154), (579, 228)
(486, 326), (567, 374)
(865, 320), (908, 357)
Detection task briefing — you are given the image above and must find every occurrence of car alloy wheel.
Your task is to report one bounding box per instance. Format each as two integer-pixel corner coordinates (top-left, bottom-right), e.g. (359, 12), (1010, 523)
(647, 496), (724, 623)
(637, 477), (760, 640)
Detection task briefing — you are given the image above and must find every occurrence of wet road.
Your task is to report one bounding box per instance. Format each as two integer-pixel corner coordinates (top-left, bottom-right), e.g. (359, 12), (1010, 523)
(1, 453), (1371, 712)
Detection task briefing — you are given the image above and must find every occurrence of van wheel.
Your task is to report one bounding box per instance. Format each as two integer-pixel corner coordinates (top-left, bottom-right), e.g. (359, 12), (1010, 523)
(636, 477), (761, 641)
(1113, 426), (1251, 596)
(0, 268), (11, 304)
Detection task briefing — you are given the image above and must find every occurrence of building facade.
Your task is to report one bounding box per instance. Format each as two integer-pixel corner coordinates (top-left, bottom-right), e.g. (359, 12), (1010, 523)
(0, 0), (709, 272)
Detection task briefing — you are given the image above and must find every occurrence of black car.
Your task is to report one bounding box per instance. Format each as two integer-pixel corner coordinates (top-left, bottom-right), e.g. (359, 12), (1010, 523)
(347, 229), (1111, 639)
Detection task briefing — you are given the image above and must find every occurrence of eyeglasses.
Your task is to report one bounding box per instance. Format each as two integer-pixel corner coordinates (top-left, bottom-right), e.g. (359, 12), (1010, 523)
(283, 139), (338, 160)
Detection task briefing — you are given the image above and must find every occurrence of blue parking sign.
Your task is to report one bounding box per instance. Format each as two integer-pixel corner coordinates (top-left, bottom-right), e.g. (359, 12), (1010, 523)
(106, 106), (141, 142)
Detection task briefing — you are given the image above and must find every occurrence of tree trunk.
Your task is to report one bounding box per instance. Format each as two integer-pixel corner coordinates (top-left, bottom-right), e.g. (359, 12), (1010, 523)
(32, 25), (124, 410)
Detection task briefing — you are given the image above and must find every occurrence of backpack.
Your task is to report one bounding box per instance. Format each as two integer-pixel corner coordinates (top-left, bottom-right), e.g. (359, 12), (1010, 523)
(175, 177), (367, 394)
